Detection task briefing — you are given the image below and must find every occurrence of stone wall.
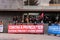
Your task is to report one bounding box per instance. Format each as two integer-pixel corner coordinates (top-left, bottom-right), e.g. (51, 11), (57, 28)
(0, 0), (23, 9)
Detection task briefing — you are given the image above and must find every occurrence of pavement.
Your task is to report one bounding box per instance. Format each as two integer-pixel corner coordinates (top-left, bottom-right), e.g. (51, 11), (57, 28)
(0, 33), (60, 40)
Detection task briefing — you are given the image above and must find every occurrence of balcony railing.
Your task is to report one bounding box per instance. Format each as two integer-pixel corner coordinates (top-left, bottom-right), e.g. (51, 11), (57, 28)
(49, 4), (60, 6)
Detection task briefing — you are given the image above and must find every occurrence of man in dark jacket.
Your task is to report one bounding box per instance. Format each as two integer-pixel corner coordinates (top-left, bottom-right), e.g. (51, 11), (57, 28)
(13, 16), (17, 24)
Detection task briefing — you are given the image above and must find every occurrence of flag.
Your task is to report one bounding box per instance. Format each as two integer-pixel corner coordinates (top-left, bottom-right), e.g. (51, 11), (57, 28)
(40, 13), (44, 18)
(39, 13), (44, 19)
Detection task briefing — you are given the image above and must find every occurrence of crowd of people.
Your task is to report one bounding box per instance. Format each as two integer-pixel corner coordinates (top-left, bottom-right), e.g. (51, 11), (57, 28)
(12, 16), (22, 24)
(12, 14), (60, 25)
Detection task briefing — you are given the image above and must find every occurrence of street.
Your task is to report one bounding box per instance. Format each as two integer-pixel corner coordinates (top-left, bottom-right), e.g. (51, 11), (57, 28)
(0, 33), (60, 40)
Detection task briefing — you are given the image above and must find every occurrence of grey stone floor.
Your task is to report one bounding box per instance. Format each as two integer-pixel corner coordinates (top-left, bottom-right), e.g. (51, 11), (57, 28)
(0, 33), (60, 40)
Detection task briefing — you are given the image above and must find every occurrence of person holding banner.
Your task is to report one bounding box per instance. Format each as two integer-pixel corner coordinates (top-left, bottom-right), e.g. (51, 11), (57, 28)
(53, 21), (59, 36)
(0, 21), (3, 25)
(58, 21), (60, 26)
(0, 21), (3, 32)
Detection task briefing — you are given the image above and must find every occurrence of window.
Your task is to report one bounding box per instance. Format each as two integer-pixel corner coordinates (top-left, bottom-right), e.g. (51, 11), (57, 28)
(24, 0), (39, 6)
(49, 0), (60, 6)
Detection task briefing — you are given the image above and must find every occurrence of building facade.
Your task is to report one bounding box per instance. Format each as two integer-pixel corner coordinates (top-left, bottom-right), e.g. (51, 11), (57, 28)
(0, 0), (60, 33)
(0, 0), (60, 11)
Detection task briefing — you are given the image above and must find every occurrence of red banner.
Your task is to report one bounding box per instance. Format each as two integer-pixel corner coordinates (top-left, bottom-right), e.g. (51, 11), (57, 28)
(8, 24), (44, 33)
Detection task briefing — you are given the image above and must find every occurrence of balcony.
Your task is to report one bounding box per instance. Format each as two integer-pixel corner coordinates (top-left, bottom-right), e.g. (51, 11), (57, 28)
(22, 4), (60, 11)
(0, 0), (60, 11)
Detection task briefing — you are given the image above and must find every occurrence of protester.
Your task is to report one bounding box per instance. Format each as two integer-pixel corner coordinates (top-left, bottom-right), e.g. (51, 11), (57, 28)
(58, 21), (60, 26)
(0, 21), (3, 25)
(13, 16), (17, 24)
(25, 17), (29, 23)
(29, 17), (32, 23)
(48, 21), (52, 26)
(17, 16), (21, 23)
(56, 16), (59, 21)
(53, 20), (58, 36)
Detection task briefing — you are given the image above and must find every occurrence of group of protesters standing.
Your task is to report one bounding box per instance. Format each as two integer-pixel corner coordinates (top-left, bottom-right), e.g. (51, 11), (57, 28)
(13, 16), (22, 24)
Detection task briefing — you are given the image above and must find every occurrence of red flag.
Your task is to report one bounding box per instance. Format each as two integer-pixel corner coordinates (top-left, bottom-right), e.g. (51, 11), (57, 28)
(40, 13), (44, 18)
(39, 13), (44, 20)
